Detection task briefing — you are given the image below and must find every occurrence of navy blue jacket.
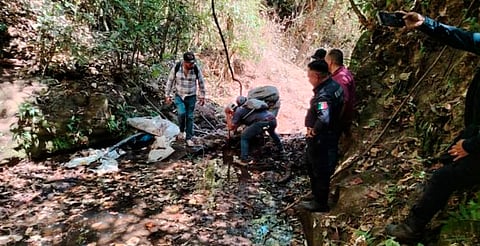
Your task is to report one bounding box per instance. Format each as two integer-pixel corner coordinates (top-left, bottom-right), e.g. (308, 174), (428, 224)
(305, 77), (344, 134)
(419, 17), (480, 154)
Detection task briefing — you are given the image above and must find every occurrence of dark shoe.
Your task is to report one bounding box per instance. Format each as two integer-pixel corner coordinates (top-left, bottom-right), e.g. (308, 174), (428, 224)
(386, 223), (422, 242)
(299, 200), (329, 212)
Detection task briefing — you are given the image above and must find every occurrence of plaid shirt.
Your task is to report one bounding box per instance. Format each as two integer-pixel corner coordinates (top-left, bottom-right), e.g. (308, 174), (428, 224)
(165, 61), (206, 100)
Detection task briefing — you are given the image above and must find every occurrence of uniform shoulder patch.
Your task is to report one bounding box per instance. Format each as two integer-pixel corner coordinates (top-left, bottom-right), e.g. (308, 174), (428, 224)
(317, 101), (328, 110)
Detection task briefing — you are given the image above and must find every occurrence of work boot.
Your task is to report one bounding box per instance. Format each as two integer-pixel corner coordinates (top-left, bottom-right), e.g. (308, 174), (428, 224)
(299, 200), (329, 212)
(385, 223), (422, 242)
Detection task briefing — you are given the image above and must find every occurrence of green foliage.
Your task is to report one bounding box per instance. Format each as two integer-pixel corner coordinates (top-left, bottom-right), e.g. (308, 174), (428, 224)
(51, 136), (73, 151)
(67, 115), (89, 141)
(150, 63), (169, 80)
(203, 160), (217, 190)
(441, 193), (480, 244)
(0, 22), (6, 33)
(106, 115), (120, 132)
(112, 102), (138, 134)
(198, 0), (264, 59)
(354, 230), (375, 244)
(419, 42), (426, 56)
(360, 1), (374, 14)
(385, 184), (401, 204)
(463, 17), (480, 32)
(28, 0), (203, 75)
(447, 193), (480, 221)
(27, 0), (266, 79)
(420, 1), (430, 10)
(10, 103), (51, 158)
(31, 0), (92, 74)
(378, 238), (401, 246)
(89, 0), (202, 69)
(367, 118), (380, 128)
(414, 119), (440, 156)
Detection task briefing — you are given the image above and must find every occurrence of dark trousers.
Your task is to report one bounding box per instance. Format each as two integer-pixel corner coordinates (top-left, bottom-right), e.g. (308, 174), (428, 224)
(240, 119), (282, 160)
(305, 133), (340, 206)
(410, 131), (480, 229)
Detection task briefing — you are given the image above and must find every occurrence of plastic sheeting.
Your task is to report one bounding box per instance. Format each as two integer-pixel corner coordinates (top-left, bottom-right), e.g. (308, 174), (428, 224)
(63, 117), (180, 173)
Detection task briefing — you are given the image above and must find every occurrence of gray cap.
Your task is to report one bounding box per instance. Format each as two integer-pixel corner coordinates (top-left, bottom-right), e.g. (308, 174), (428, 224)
(236, 96), (247, 106)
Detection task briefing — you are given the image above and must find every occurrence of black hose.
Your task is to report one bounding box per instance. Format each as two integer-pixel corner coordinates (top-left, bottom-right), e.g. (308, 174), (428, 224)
(211, 0), (243, 96)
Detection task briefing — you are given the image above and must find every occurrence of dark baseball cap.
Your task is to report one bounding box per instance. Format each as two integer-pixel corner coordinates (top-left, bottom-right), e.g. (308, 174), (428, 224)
(311, 48), (327, 60)
(183, 51), (196, 63)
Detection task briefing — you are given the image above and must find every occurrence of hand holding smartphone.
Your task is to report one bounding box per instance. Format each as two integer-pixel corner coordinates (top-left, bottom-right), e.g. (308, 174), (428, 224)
(377, 11), (406, 27)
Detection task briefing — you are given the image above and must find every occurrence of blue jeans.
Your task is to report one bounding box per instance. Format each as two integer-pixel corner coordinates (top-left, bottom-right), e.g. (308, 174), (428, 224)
(174, 95), (196, 140)
(240, 119), (282, 160)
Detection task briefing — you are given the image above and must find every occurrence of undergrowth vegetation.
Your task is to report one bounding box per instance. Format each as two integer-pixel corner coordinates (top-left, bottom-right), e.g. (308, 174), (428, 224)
(10, 0), (267, 158)
(3, 0), (480, 244)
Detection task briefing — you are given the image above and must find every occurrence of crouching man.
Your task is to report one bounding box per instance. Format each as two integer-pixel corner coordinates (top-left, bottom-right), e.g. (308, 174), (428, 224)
(225, 96), (283, 165)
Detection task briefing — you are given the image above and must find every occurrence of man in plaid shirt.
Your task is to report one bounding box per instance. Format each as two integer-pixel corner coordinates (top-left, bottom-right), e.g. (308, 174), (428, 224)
(165, 51), (206, 146)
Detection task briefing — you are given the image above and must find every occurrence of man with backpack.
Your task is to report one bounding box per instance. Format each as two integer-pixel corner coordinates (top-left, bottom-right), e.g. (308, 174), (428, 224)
(301, 60), (344, 212)
(165, 51), (206, 147)
(225, 95), (283, 164)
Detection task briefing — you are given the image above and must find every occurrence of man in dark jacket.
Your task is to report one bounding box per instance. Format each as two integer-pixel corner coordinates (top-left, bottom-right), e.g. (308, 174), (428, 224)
(225, 96), (283, 164)
(386, 12), (480, 242)
(301, 60), (344, 212)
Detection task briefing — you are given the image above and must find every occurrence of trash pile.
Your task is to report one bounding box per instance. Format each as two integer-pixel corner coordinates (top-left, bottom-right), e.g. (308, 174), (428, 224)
(63, 116), (180, 173)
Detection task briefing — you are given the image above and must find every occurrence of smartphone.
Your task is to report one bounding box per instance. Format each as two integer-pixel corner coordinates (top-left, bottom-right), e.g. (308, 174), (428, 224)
(376, 11), (405, 27)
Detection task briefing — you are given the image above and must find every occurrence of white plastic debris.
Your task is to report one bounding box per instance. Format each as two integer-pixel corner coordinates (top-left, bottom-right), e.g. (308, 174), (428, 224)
(0, 235), (23, 244)
(92, 158), (119, 174)
(147, 136), (175, 163)
(63, 117), (179, 172)
(105, 148), (126, 159)
(126, 116), (179, 141)
(63, 149), (104, 168)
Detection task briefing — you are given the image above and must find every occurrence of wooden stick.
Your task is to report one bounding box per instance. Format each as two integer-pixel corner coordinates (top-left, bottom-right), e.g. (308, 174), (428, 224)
(278, 191), (312, 215)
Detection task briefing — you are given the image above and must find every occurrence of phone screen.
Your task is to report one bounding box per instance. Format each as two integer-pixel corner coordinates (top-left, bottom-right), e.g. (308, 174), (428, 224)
(377, 12), (405, 27)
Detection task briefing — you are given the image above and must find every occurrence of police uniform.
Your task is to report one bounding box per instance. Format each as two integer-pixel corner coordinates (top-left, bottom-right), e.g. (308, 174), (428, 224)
(304, 76), (344, 210)
(388, 16), (480, 238)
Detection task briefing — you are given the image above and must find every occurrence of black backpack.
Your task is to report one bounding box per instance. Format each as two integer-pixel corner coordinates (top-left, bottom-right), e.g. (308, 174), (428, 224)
(174, 61), (199, 79)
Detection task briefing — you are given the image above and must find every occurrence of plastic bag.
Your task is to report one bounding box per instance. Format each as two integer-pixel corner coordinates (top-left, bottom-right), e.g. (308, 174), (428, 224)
(127, 116), (179, 141)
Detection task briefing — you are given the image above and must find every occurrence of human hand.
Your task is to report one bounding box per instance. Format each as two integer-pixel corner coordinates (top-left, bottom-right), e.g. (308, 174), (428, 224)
(224, 104), (235, 114)
(165, 96), (172, 105)
(448, 139), (469, 162)
(198, 97), (205, 106)
(401, 11), (425, 30)
(306, 127), (316, 138)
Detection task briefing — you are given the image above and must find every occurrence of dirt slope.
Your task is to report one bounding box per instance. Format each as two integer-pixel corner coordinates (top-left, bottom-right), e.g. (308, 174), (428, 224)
(215, 24), (313, 135)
